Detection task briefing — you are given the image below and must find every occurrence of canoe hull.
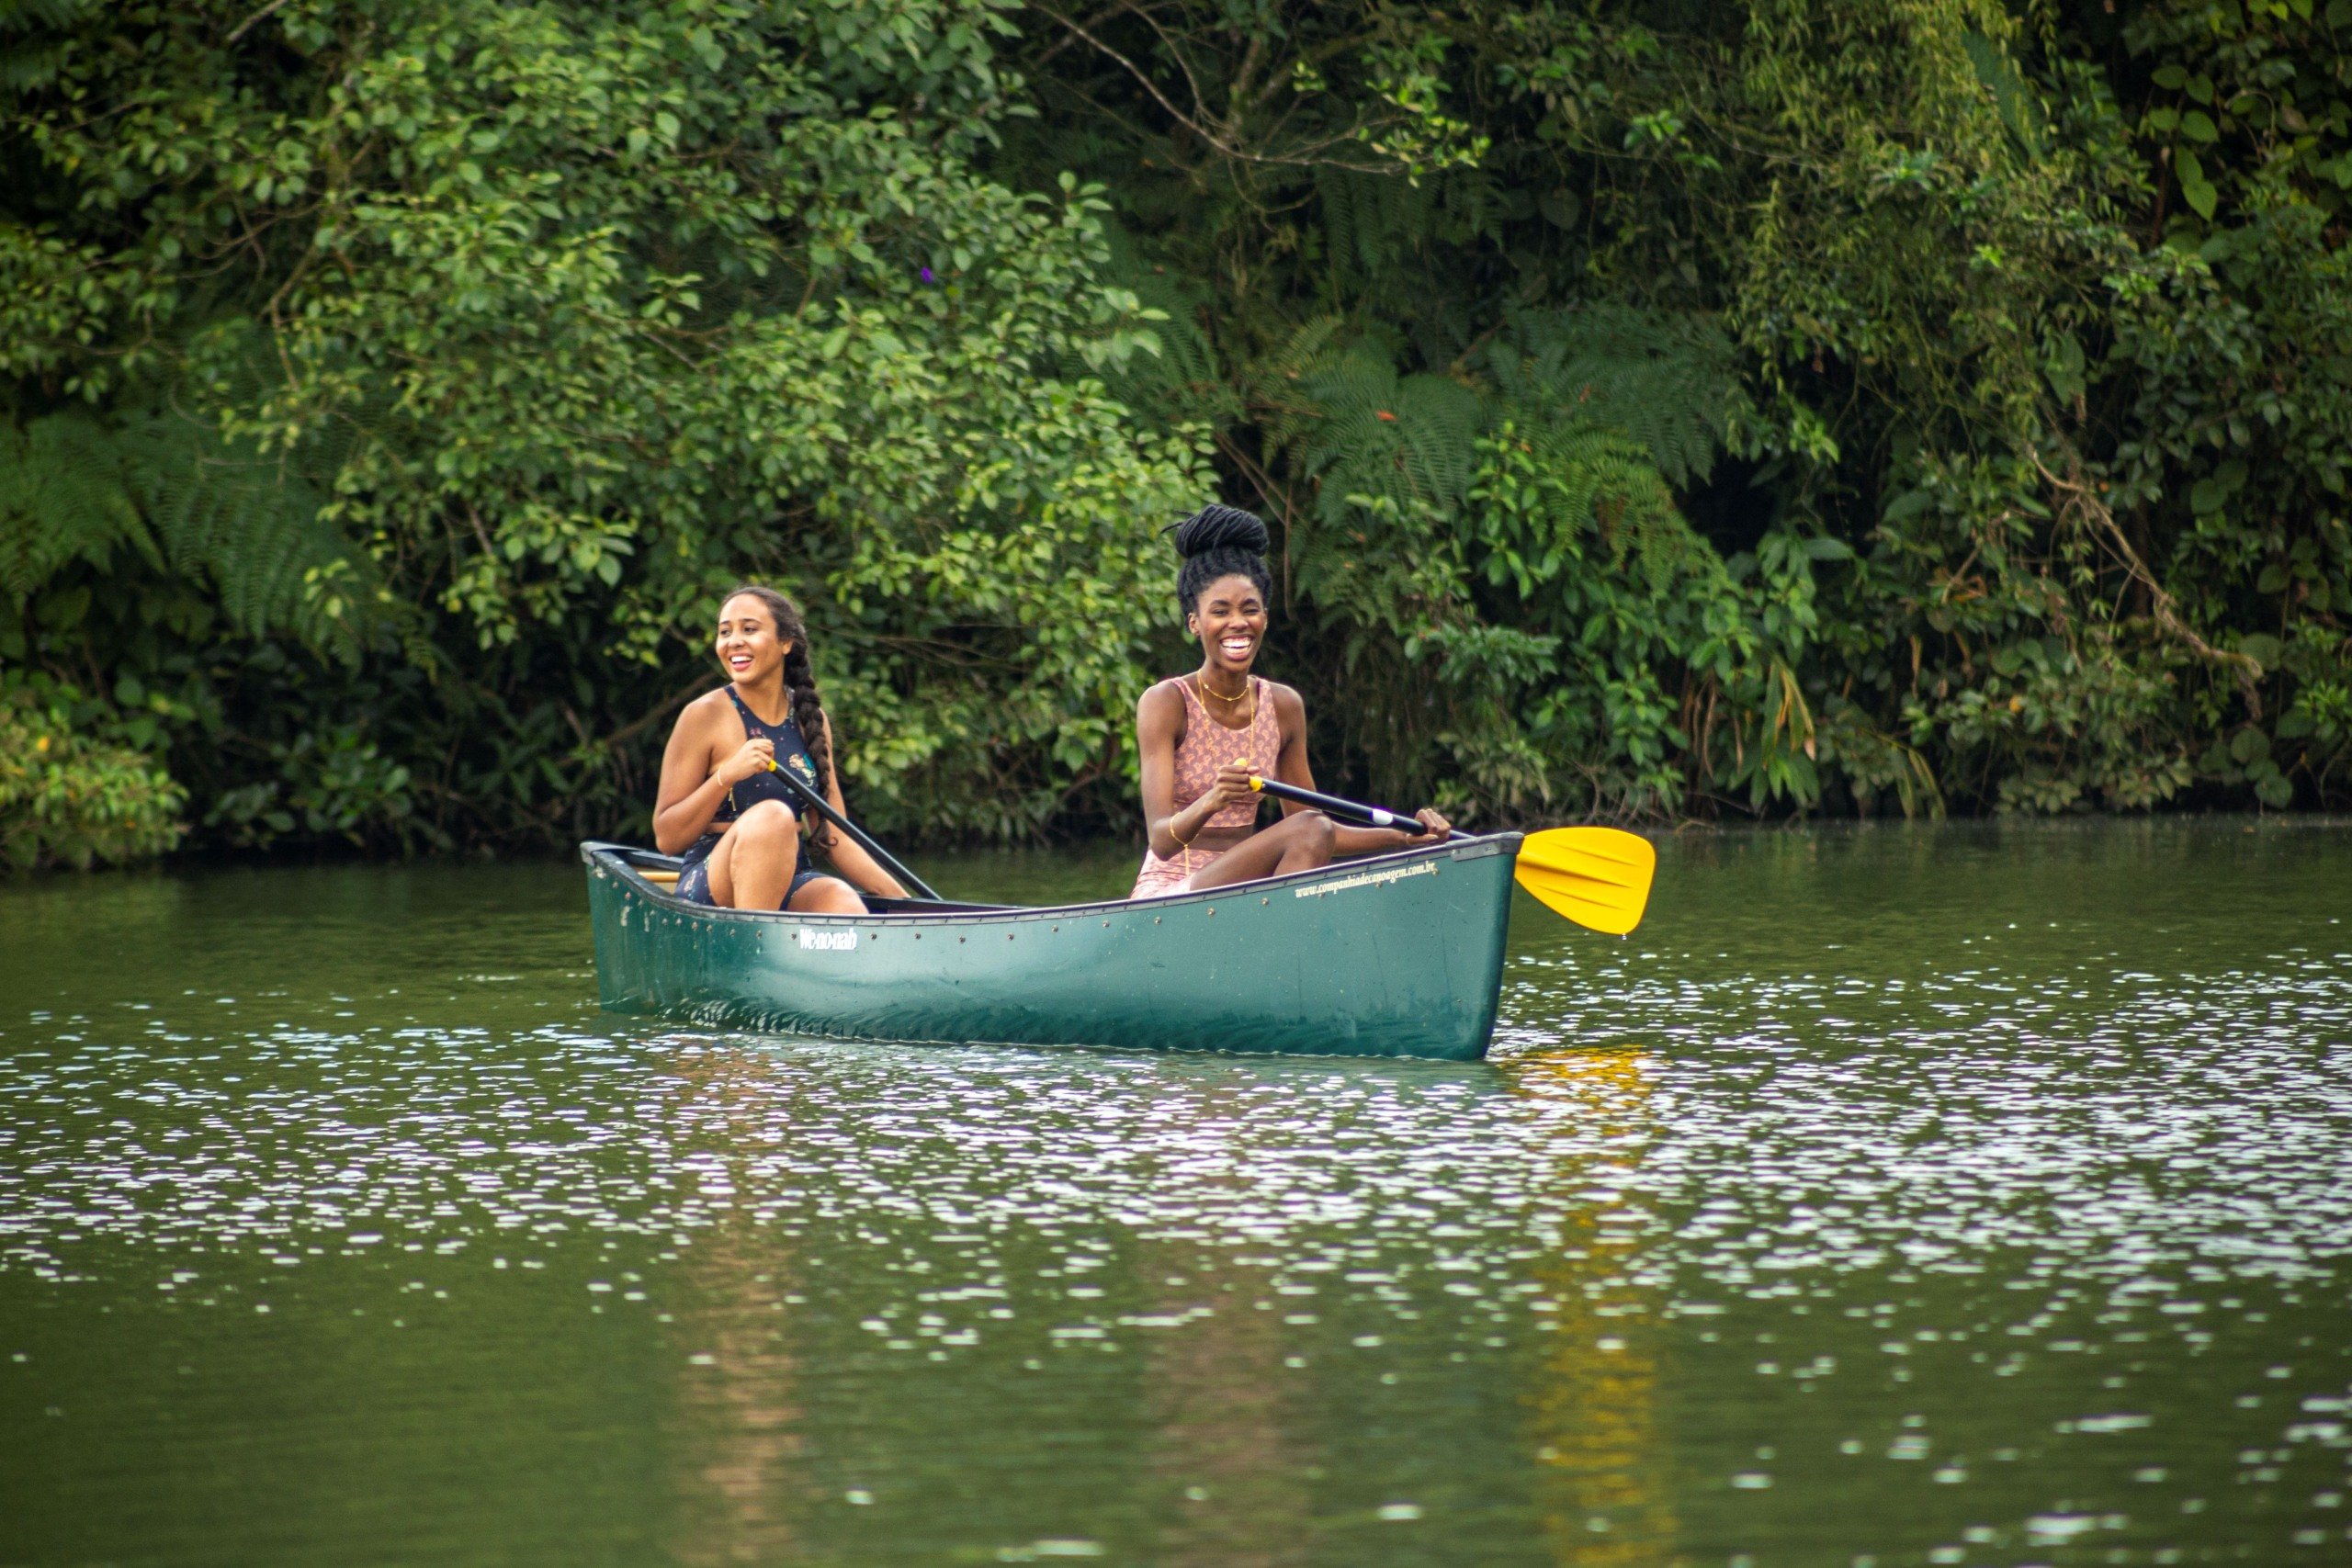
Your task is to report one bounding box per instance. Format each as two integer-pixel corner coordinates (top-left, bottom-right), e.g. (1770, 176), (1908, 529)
(581, 835), (1520, 1061)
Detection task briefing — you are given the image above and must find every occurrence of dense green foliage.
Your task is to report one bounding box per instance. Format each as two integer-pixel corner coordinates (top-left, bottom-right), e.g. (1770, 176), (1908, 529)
(0, 671), (184, 868)
(5, 0), (2350, 868)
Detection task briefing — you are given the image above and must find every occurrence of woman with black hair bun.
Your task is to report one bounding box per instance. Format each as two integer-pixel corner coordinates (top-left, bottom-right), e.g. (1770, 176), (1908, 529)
(1132, 504), (1450, 897)
(651, 584), (908, 913)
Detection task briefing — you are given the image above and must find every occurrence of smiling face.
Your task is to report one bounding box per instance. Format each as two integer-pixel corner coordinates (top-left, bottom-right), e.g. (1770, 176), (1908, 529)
(715, 593), (792, 685)
(1186, 572), (1270, 678)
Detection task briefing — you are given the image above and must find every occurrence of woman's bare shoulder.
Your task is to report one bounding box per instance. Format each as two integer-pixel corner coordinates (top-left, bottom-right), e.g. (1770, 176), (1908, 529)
(1137, 677), (1190, 715)
(1261, 679), (1308, 715)
(671, 688), (736, 739)
(1136, 678), (1189, 746)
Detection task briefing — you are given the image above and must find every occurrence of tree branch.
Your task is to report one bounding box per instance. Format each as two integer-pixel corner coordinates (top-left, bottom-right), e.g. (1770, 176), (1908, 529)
(1031, 2), (1407, 172)
(226, 0), (295, 45)
(2030, 441), (2264, 716)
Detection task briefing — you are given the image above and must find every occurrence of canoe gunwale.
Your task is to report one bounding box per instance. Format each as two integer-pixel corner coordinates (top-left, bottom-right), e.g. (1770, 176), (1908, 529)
(579, 833), (1524, 929)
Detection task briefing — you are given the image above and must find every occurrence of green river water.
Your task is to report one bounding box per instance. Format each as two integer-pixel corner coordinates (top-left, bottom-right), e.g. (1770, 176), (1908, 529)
(2, 820), (2347, 1567)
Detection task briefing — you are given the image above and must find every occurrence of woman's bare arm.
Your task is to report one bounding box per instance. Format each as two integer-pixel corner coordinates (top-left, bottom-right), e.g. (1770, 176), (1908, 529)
(1139, 682), (1238, 859)
(1138, 682), (1183, 859)
(653, 699), (725, 853)
(653, 696), (771, 854)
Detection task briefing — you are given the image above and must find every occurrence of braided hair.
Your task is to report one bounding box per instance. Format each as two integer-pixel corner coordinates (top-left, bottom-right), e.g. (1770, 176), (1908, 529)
(1172, 503), (1272, 616)
(718, 583), (833, 850)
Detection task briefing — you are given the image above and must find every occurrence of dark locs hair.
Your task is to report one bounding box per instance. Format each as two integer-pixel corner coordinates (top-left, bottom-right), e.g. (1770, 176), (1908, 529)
(1172, 503), (1272, 616)
(719, 582), (832, 850)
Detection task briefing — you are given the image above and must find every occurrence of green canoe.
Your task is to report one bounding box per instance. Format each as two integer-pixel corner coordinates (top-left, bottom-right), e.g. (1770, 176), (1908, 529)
(581, 832), (1523, 1061)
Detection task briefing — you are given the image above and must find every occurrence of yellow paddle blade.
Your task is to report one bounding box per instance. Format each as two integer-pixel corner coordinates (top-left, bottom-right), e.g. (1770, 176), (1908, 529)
(1513, 827), (1657, 935)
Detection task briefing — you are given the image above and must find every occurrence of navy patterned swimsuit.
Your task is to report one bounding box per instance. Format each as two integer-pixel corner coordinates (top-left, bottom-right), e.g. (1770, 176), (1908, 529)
(675, 688), (833, 908)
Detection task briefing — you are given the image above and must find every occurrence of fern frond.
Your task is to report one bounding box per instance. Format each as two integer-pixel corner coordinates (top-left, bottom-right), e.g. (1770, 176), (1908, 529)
(0, 411), (146, 604)
(0, 0), (95, 92)
(1481, 304), (1751, 488)
(3, 395), (379, 661)
(1246, 316), (1346, 424)
(1096, 265), (1236, 427)
(1313, 166), (1437, 289)
(117, 406), (371, 659)
(1477, 418), (1707, 595)
(1261, 335), (1487, 529)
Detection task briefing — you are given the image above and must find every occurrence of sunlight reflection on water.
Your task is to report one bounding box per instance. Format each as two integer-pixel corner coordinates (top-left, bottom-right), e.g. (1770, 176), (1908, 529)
(2, 822), (2348, 1565)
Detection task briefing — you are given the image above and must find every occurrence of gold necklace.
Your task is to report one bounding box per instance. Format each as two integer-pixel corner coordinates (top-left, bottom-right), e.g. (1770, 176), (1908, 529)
(1194, 674), (1252, 706)
(1196, 679), (1256, 733)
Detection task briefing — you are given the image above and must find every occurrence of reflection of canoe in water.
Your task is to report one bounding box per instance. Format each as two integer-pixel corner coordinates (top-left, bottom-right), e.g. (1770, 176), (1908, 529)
(580, 833), (1522, 1061)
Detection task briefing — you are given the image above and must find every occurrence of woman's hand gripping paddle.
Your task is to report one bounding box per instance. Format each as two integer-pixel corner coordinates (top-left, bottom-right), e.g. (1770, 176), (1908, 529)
(1247, 775), (1656, 936)
(759, 758), (942, 903)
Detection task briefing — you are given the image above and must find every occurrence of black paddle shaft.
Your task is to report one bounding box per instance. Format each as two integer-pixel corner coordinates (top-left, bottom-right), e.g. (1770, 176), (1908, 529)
(1250, 775), (1453, 840)
(763, 761), (943, 902)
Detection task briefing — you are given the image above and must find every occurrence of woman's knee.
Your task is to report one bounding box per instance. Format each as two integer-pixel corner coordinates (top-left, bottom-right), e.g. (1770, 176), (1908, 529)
(789, 876), (866, 915)
(734, 798), (799, 842)
(1292, 809), (1336, 859)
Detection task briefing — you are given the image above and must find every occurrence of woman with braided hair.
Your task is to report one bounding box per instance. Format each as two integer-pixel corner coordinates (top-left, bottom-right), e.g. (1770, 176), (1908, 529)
(1132, 504), (1449, 898)
(653, 585), (907, 912)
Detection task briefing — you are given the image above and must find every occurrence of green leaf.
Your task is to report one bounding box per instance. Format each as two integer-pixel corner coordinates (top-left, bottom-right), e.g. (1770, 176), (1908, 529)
(1538, 187), (1581, 229)
(2176, 149), (2218, 219)
(2179, 110), (2218, 143)
(1882, 490), (1933, 524)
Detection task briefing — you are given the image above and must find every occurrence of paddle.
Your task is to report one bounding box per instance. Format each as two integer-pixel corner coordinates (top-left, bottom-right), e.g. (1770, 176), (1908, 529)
(1246, 775), (1656, 935)
(759, 760), (943, 903)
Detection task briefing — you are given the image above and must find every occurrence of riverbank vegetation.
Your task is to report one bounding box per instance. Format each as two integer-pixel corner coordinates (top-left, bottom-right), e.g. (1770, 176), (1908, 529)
(6, 0), (2350, 868)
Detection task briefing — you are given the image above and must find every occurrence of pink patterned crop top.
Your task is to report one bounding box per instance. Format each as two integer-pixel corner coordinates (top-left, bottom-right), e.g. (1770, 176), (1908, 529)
(1172, 676), (1282, 829)
(1133, 676), (1283, 898)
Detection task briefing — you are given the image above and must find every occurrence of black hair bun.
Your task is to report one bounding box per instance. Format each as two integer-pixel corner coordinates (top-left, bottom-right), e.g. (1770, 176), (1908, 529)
(1171, 503), (1269, 560)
